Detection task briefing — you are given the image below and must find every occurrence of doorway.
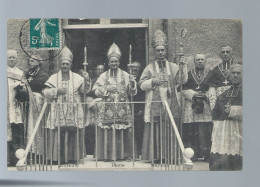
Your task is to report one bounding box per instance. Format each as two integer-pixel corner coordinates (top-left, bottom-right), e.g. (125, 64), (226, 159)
(66, 28), (147, 74)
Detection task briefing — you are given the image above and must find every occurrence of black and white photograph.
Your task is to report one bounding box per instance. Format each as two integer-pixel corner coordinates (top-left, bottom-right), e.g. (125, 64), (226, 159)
(7, 18), (242, 171)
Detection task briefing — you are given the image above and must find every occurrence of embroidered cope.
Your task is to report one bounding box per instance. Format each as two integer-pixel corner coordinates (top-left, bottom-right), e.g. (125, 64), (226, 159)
(139, 60), (188, 122)
(92, 69), (137, 129)
(43, 70), (91, 129)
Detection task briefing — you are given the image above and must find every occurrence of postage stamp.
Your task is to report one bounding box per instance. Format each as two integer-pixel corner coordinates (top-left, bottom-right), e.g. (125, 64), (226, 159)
(29, 18), (61, 50)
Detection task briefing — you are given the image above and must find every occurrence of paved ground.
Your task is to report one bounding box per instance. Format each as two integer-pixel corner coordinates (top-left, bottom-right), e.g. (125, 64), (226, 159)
(8, 155), (209, 171)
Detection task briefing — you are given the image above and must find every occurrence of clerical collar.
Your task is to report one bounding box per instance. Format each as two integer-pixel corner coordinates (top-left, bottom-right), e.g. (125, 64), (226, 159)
(222, 59), (234, 71)
(62, 72), (70, 81)
(195, 68), (205, 79)
(226, 84), (241, 98)
(110, 69), (118, 77)
(157, 60), (166, 69)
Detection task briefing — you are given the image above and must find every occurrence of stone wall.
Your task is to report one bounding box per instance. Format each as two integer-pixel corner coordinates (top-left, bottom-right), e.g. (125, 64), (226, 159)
(168, 19), (242, 70)
(7, 19), (242, 74)
(7, 19), (57, 74)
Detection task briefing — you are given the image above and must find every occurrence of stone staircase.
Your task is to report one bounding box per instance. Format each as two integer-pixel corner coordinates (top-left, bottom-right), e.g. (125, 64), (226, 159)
(8, 155), (209, 171)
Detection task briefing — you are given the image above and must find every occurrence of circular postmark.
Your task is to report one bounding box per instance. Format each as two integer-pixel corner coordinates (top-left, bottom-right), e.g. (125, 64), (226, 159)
(19, 19), (66, 62)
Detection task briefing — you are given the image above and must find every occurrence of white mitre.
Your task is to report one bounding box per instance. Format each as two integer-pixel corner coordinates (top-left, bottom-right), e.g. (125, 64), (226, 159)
(107, 43), (121, 59)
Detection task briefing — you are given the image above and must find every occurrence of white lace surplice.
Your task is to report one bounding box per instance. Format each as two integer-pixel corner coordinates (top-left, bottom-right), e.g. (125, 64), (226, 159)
(211, 120), (242, 156)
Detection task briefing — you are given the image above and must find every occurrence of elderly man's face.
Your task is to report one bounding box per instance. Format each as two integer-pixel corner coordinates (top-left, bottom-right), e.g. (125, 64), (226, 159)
(28, 57), (40, 70)
(131, 63), (141, 76)
(155, 46), (166, 60)
(61, 60), (72, 73)
(108, 57), (120, 70)
(220, 46), (232, 62)
(229, 67), (242, 85)
(95, 65), (105, 76)
(194, 54), (206, 69)
(7, 52), (17, 68)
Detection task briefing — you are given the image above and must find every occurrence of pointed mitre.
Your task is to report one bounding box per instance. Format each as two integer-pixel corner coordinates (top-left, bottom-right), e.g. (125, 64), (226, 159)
(152, 29), (167, 48)
(59, 46), (73, 62)
(107, 43), (121, 59)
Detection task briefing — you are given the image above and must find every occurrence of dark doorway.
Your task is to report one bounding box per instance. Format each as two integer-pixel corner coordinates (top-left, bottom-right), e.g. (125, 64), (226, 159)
(66, 28), (146, 74)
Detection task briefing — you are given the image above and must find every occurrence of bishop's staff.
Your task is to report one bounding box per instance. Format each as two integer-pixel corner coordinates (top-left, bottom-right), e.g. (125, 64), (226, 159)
(82, 46), (88, 164)
(128, 45), (135, 167)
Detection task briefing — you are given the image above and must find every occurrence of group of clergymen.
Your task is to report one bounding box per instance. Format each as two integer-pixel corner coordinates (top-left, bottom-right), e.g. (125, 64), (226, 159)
(7, 29), (242, 171)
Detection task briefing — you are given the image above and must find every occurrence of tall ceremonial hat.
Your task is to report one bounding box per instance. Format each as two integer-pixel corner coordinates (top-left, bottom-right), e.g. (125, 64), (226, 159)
(107, 43), (121, 59)
(152, 29), (168, 48)
(59, 46), (73, 62)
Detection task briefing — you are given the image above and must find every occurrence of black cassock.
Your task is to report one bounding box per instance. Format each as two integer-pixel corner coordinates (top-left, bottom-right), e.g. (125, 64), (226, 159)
(205, 60), (238, 110)
(26, 69), (49, 93)
(133, 75), (145, 156)
(209, 85), (242, 170)
(182, 69), (213, 161)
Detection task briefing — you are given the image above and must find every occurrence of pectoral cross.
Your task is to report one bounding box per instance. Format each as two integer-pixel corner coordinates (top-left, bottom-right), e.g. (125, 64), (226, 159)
(223, 79), (229, 85)
(196, 85), (200, 90)
(27, 77), (33, 82)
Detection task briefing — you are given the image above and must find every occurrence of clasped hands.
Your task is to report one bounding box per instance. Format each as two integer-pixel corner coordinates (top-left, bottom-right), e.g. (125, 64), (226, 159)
(107, 85), (118, 93)
(57, 87), (67, 95)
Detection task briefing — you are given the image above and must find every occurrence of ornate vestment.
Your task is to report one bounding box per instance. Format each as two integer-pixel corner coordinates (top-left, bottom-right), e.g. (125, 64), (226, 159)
(139, 60), (188, 122)
(92, 68), (137, 160)
(93, 68), (137, 129)
(43, 70), (91, 129)
(139, 60), (187, 161)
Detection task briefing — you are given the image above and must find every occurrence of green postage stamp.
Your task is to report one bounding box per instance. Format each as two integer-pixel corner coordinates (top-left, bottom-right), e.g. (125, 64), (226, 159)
(29, 18), (61, 49)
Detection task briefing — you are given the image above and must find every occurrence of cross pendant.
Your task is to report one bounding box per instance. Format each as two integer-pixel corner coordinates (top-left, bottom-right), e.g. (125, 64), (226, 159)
(28, 77), (33, 82)
(223, 79), (229, 85)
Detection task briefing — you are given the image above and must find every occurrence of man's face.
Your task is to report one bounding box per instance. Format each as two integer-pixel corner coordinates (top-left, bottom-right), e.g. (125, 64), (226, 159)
(194, 54), (206, 69)
(229, 67), (242, 85)
(95, 65), (105, 76)
(61, 60), (72, 73)
(155, 46), (166, 60)
(108, 57), (120, 70)
(7, 53), (17, 68)
(220, 46), (232, 62)
(28, 57), (40, 70)
(131, 63), (141, 77)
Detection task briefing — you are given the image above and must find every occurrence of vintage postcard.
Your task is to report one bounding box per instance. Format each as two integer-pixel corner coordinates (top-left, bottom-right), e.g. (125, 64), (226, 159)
(7, 18), (242, 171)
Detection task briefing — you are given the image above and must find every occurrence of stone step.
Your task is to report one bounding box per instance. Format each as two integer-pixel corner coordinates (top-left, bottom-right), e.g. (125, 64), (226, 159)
(8, 155), (209, 171)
